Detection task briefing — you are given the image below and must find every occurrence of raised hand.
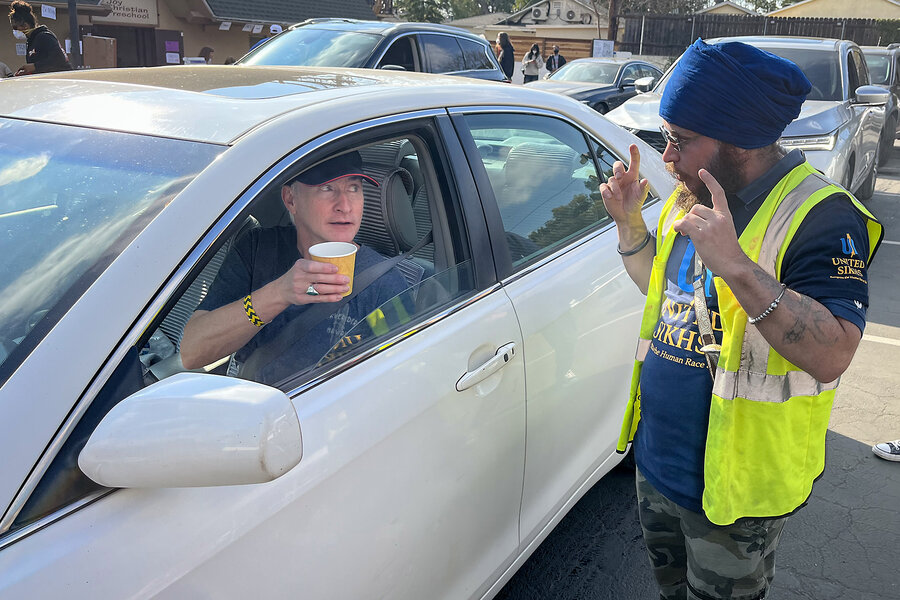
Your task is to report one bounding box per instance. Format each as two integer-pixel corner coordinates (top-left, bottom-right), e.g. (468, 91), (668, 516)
(599, 143), (650, 226)
(672, 169), (746, 277)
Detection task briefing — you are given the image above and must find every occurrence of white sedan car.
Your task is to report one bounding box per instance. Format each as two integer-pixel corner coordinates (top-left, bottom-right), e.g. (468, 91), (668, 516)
(0, 66), (673, 599)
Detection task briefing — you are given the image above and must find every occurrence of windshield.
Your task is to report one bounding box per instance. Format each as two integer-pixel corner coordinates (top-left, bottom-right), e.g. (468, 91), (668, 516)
(0, 118), (223, 378)
(657, 46), (843, 102)
(238, 28), (382, 68)
(865, 54), (891, 85)
(550, 62), (620, 84)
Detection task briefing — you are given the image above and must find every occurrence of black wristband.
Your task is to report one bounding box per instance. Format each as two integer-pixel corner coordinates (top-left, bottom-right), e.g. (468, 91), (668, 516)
(617, 231), (652, 256)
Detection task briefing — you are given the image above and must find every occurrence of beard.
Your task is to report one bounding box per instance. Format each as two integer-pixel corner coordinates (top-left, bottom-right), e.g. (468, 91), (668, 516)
(667, 143), (747, 212)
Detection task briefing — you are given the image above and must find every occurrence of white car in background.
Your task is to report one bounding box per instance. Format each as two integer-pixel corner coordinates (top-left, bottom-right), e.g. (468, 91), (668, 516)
(608, 36), (889, 200)
(0, 66), (674, 598)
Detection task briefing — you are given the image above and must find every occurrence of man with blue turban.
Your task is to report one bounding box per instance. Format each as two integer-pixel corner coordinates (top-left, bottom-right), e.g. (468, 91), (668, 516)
(600, 39), (883, 600)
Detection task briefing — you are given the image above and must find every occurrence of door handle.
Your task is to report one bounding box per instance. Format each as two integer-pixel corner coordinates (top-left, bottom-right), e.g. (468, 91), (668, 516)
(456, 342), (517, 392)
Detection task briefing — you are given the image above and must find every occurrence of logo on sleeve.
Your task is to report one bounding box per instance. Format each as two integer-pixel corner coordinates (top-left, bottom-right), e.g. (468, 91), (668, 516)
(832, 234), (867, 282)
(854, 300), (863, 309)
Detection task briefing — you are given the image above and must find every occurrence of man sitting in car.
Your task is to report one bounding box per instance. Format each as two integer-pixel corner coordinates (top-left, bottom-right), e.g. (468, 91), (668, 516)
(181, 151), (410, 384)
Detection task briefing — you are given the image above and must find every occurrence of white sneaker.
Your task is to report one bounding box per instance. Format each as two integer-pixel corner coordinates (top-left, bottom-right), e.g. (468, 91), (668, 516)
(872, 440), (900, 461)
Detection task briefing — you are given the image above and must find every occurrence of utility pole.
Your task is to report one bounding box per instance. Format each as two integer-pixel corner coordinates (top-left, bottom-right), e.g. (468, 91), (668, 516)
(68, 0), (81, 68)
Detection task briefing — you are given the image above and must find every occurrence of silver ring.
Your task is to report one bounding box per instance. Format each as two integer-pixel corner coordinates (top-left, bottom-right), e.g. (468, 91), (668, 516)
(306, 284), (319, 296)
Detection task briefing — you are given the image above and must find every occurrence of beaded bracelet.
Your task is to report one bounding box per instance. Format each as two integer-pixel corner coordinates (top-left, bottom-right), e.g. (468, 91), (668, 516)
(617, 230), (652, 257)
(243, 294), (266, 327)
(748, 284), (787, 325)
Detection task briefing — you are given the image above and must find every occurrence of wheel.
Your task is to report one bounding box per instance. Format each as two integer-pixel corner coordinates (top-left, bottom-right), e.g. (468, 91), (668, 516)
(879, 113), (897, 166)
(856, 154), (878, 201)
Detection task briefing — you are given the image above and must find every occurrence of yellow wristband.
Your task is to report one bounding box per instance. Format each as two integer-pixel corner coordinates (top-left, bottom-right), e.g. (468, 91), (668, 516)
(243, 294), (265, 327)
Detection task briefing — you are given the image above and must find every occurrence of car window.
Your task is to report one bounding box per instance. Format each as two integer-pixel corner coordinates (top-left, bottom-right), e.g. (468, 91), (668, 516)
(850, 48), (869, 90)
(378, 36), (417, 72)
(620, 64), (641, 83)
(458, 38), (494, 71)
(864, 54), (891, 86)
(550, 61), (619, 83)
(0, 118), (223, 383)
(419, 34), (467, 74)
(641, 65), (661, 80)
(7, 127), (479, 533)
(761, 47), (843, 102)
(237, 28), (382, 67)
(461, 113), (609, 266)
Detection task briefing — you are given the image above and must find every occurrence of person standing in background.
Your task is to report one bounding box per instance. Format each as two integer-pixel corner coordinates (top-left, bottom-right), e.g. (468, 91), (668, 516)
(199, 47), (215, 64)
(546, 45), (566, 73)
(495, 31), (515, 80)
(522, 43), (543, 83)
(250, 24), (283, 51)
(8, 0), (71, 75)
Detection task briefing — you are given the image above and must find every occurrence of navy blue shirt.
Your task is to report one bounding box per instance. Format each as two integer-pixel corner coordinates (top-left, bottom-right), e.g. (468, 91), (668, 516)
(198, 226), (409, 384)
(635, 151), (873, 512)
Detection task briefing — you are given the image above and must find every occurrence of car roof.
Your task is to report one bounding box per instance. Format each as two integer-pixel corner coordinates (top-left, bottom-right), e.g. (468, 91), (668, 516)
(566, 57), (650, 65)
(0, 66), (503, 145)
(290, 18), (485, 43)
(707, 36), (848, 51)
(861, 45), (898, 55)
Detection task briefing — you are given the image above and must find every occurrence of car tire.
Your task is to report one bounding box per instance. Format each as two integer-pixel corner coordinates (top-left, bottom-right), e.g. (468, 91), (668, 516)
(879, 113), (897, 166)
(856, 155), (878, 201)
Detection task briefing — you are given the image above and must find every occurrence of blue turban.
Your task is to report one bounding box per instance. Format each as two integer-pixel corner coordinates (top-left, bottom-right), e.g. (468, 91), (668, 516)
(659, 39), (811, 149)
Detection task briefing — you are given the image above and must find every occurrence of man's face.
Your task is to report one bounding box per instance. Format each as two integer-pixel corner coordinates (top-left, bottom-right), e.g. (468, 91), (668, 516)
(283, 176), (365, 249)
(660, 121), (744, 210)
(554, 47), (559, 55)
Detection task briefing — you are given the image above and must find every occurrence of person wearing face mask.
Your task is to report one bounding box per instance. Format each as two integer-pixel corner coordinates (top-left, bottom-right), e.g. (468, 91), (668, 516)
(545, 45), (566, 74)
(8, 0), (71, 75)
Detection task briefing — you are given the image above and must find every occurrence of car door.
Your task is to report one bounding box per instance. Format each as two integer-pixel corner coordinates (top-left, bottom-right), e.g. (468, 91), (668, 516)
(418, 33), (468, 76)
(0, 114), (526, 600)
(848, 47), (881, 181)
(611, 64), (643, 110)
(450, 108), (655, 546)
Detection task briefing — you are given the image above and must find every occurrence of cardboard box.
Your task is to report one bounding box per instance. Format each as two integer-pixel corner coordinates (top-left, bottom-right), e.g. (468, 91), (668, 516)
(83, 35), (117, 69)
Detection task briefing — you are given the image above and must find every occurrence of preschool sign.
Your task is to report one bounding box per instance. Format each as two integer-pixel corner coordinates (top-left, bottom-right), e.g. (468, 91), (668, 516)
(94, 0), (159, 26)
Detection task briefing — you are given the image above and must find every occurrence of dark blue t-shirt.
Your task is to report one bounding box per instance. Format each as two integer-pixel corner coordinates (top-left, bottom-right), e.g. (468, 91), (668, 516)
(197, 226), (409, 384)
(635, 152), (874, 512)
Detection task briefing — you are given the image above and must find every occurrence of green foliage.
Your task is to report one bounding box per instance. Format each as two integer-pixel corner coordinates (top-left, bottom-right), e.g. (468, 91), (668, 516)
(447, 0), (518, 19)
(395, 0), (451, 22)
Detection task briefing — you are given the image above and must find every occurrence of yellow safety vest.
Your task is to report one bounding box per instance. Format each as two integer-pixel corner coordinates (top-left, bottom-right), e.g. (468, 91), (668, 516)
(617, 161), (883, 525)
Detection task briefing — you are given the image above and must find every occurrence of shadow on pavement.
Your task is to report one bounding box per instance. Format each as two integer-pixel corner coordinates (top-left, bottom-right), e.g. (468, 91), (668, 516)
(496, 432), (900, 600)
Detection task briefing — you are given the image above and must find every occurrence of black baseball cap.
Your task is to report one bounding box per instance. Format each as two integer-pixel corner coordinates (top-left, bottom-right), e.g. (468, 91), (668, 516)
(293, 151), (378, 187)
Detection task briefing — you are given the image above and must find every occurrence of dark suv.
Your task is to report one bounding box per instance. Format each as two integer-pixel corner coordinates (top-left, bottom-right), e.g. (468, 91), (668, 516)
(862, 44), (900, 164)
(236, 19), (509, 83)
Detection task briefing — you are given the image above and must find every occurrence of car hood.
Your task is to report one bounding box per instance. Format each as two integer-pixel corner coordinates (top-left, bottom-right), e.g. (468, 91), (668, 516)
(781, 101), (848, 137)
(605, 92), (661, 130)
(525, 80), (613, 97)
(606, 93), (849, 138)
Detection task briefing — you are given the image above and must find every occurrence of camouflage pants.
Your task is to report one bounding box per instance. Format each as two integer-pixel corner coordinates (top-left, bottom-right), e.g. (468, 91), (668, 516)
(636, 468), (787, 600)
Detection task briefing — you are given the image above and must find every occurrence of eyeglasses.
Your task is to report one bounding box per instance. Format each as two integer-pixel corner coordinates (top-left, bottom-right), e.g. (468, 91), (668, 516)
(659, 126), (683, 152)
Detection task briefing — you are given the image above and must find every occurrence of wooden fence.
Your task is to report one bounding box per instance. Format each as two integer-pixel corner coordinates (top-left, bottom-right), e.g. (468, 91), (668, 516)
(618, 14), (900, 58)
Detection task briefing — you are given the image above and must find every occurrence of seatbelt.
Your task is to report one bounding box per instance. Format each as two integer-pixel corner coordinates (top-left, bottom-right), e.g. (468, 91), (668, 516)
(693, 252), (720, 380)
(239, 232), (432, 381)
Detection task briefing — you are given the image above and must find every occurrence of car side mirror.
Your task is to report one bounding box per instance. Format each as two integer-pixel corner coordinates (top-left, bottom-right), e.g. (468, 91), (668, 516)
(854, 85), (889, 105)
(79, 373), (303, 488)
(379, 64), (407, 71)
(620, 78), (636, 89)
(634, 76), (657, 94)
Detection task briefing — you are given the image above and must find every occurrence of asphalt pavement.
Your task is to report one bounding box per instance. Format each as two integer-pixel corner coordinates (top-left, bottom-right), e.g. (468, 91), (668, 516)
(496, 142), (900, 600)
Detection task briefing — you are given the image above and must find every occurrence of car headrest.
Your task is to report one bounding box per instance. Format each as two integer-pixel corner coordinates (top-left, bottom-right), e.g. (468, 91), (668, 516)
(356, 165), (417, 255)
(503, 142), (578, 190)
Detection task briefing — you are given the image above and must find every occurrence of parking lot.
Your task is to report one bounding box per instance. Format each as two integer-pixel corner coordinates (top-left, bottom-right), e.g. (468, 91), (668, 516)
(497, 141), (900, 600)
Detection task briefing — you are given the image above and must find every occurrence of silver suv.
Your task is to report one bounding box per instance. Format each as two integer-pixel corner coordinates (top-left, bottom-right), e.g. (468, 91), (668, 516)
(608, 37), (889, 200)
(862, 44), (900, 164)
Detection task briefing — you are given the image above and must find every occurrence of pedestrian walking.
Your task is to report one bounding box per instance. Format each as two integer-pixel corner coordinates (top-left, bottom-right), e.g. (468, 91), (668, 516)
(8, 0), (71, 75)
(545, 45), (566, 73)
(495, 31), (515, 80)
(522, 43), (542, 83)
(600, 38), (883, 600)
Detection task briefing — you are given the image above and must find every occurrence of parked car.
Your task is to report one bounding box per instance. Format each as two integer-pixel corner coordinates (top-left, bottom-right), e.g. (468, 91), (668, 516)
(862, 44), (900, 164)
(235, 18), (509, 82)
(0, 65), (674, 598)
(607, 36), (889, 200)
(525, 57), (663, 114)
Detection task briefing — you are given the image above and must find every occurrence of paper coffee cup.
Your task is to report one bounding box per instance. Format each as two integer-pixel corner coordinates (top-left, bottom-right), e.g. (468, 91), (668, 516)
(308, 242), (357, 297)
